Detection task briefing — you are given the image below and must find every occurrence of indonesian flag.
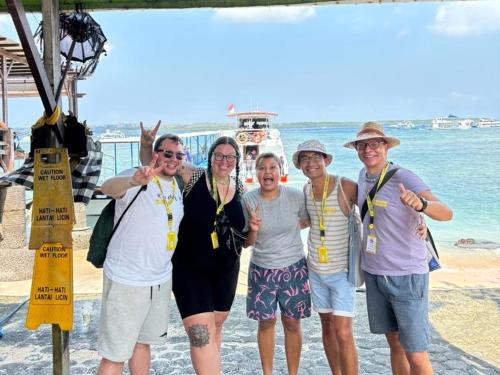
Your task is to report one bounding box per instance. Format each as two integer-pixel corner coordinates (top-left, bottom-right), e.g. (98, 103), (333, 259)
(227, 103), (235, 115)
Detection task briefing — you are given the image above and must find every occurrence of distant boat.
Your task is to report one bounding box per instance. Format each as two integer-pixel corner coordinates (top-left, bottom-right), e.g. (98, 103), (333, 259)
(99, 129), (126, 140)
(220, 109), (289, 184)
(390, 120), (415, 129)
(476, 118), (500, 128)
(431, 115), (460, 129)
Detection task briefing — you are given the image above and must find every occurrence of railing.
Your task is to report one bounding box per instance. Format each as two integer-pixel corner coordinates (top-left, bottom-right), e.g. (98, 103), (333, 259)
(97, 131), (219, 182)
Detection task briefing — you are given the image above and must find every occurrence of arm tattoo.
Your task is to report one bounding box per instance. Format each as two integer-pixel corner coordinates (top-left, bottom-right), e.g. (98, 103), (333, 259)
(187, 324), (210, 348)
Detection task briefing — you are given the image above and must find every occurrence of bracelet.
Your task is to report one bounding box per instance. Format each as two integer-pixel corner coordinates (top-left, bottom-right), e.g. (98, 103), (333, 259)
(416, 197), (428, 212)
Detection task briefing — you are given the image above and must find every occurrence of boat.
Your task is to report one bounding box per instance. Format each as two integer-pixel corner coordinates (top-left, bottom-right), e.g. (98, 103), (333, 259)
(431, 115), (460, 129)
(220, 109), (289, 184)
(390, 120), (415, 129)
(476, 118), (500, 128)
(458, 119), (474, 129)
(98, 129), (126, 140)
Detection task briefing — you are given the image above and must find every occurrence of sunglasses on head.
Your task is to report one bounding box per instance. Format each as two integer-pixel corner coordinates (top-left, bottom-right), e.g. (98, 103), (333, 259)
(156, 149), (185, 160)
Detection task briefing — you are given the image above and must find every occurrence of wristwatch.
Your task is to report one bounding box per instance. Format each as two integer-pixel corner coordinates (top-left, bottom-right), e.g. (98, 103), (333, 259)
(416, 197), (428, 212)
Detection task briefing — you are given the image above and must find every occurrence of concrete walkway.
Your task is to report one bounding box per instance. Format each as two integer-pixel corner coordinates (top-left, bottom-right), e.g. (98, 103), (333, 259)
(0, 289), (499, 375)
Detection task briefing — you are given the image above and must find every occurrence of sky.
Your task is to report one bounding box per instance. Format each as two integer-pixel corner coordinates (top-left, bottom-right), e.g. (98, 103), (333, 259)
(1, 0), (500, 127)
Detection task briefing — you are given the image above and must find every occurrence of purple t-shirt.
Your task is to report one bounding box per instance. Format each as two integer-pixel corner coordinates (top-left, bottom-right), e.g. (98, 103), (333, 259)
(357, 164), (429, 276)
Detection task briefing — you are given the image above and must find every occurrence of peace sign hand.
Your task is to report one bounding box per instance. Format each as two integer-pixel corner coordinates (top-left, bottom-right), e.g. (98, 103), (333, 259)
(130, 154), (164, 186)
(140, 120), (161, 148)
(247, 204), (262, 232)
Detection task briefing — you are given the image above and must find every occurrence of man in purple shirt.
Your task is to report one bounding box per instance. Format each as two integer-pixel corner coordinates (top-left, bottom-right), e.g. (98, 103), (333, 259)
(344, 122), (452, 375)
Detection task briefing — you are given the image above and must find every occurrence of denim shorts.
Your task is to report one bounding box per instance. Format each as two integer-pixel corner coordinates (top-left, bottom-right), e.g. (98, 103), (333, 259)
(246, 258), (311, 321)
(308, 269), (356, 317)
(364, 271), (429, 352)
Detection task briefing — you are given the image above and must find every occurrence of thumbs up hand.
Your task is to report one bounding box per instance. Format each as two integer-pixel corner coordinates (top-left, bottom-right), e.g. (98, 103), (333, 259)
(399, 183), (424, 211)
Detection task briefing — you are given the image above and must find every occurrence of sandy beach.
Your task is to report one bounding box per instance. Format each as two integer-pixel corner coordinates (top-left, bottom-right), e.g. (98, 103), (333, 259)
(1, 245), (499, 296)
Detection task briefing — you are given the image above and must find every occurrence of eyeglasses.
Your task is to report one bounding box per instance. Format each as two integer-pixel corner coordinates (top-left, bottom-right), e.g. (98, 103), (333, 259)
(213, 152), (237, 163)
(355, 140), (386, 151)
(299, 154), (323, 164)
(156, 149), (185, 160)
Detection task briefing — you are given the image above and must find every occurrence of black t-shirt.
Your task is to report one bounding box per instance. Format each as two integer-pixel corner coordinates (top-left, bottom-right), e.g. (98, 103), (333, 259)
(173, 172), (245, 271)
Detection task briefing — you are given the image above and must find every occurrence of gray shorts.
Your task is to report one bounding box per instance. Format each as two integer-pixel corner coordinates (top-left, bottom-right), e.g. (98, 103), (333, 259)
(98, 275), (172, 362)
(364, 271), (429, 352)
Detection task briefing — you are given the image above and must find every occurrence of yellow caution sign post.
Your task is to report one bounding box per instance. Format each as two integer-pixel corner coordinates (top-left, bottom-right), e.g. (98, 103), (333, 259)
(26, 242), (73, 330)
(26, 148), (75, 331)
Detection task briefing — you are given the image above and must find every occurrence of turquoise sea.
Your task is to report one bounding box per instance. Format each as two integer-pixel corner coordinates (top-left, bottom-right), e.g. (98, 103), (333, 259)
(95, 124), (500, 248)
(279, 126), (500, 247)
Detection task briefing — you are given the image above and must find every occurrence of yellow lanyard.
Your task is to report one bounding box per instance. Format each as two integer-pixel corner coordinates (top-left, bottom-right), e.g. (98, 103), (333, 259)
(365, 163), (390, 232)
(310, 174), (330, 244)
(153, 176), (177, 250)
(212, 175), (230, 215)
(211, 175), (230, 250)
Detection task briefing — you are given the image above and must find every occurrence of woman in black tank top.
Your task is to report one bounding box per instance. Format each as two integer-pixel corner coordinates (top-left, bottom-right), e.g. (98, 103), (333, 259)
(173, 136), (246, 374)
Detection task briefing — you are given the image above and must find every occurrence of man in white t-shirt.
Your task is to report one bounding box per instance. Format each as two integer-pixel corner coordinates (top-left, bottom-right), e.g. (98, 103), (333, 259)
(97, 132), (185, 375)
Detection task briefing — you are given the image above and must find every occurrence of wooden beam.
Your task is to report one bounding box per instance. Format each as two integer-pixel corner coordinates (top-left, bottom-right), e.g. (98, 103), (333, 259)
(5, 0), (57, 116)
(42, 0), (61, 96)
(0, 46), (29, 65)
(52, 325), (70, 375)
(0, 0), (459, 13)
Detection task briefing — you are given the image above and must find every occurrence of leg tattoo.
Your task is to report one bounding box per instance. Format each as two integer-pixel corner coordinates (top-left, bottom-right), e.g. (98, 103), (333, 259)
(187, 324), (210, 348)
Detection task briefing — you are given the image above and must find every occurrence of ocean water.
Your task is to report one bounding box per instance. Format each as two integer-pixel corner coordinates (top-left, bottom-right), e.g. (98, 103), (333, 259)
(17, 124), (500, 247)
(278, 126), (500, 247)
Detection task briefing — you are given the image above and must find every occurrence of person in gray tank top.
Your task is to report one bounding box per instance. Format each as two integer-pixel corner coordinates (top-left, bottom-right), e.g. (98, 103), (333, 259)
(242, 152), (311, 375)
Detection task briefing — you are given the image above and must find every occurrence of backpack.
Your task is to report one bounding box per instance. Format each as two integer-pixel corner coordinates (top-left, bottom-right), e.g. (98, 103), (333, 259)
(87, 175), (184, 268)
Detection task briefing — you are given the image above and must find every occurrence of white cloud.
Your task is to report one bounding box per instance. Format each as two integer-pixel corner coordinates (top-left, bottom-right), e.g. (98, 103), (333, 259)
(429, 0), (500, 37)
(213, 5), (315, 24)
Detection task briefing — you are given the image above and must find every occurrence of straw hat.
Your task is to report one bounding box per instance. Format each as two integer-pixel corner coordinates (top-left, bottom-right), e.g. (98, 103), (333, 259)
(292, 139), (332, 169)
(343, 122), (400, 149)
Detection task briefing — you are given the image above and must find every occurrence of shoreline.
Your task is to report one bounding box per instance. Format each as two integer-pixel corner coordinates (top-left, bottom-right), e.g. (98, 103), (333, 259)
(0, 245), (499, 298)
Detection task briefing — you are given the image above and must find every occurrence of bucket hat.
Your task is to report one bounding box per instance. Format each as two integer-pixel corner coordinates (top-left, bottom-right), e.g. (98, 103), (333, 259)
(343, 122), (400, 149)
(292, 139), (332, 169)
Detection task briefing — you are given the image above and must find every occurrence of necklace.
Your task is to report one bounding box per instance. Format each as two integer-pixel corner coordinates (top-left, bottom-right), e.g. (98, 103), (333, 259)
(365, 173), (378, 184)
(215, 177), (230, 185)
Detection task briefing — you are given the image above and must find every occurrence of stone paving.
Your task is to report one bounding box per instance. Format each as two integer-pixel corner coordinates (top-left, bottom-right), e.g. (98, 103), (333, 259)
(0, 291), (499, 375)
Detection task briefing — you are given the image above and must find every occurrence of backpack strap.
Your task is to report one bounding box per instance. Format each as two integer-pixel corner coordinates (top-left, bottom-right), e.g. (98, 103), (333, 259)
(337, 176), (353, 216)
(174, 175), (184, 192)
(360, 167), (399, 221)
(303, 181), (311, 195)
(108, 185), (146, 244)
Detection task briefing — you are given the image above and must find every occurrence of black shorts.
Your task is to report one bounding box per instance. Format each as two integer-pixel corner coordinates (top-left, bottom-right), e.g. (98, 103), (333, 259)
(172, 260), (240, 319)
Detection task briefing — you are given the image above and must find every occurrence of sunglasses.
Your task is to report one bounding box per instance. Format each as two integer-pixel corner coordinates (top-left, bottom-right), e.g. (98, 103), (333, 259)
(156, 149), (185, 160)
